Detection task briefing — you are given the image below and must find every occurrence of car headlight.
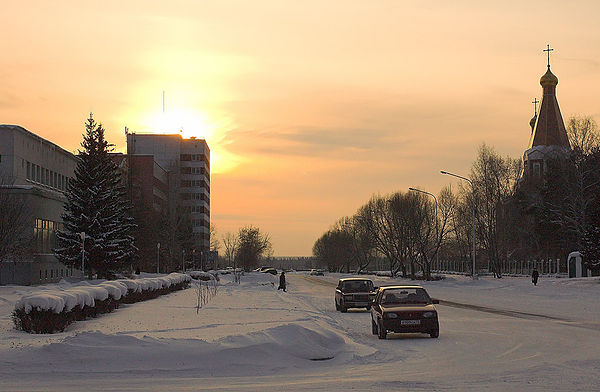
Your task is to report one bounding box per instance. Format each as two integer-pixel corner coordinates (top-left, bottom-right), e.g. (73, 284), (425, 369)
(422, 311), (436, 318)
(384, 313), (398, 319)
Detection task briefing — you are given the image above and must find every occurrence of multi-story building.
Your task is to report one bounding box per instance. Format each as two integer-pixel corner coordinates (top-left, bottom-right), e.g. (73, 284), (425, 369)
(126, 132), (210, 253)
(0, 125), (80, 284)
(110, 153), (171, 270)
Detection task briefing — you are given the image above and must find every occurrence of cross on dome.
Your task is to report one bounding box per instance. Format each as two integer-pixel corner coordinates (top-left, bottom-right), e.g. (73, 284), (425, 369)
(543, 44), (554, 68)
(532, 98), (539, 115)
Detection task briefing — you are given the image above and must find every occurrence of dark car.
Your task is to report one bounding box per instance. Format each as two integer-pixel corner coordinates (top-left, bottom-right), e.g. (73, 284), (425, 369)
(261, 268), (278, 275)
(335, 278), (377, 312)
(370, 285), (439, 339)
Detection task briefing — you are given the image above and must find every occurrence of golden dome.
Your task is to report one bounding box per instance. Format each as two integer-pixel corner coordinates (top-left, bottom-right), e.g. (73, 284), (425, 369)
(540, 67), (558, 87)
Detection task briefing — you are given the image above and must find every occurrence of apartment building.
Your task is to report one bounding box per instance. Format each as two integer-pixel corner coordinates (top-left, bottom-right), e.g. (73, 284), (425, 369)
(126, 132), (210, 252)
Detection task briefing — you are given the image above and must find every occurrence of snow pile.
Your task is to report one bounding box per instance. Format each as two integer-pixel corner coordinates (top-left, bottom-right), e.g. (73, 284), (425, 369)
(187, 270), (218, 281)
(14, 273), (190, 315)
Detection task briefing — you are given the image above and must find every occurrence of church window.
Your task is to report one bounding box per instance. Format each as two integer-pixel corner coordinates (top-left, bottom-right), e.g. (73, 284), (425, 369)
(533, 162), (541, 177)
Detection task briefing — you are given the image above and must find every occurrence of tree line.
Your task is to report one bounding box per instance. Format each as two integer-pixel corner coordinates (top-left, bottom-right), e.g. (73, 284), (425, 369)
(313, 115), (600, 278)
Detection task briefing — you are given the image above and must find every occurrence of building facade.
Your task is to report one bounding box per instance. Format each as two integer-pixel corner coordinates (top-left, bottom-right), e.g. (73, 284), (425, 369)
(126, 133), (210, 252)
(0, 125), (80, 284)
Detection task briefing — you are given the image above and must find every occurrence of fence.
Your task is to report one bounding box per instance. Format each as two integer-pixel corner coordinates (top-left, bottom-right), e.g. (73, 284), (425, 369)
(432, 258), (564, 276)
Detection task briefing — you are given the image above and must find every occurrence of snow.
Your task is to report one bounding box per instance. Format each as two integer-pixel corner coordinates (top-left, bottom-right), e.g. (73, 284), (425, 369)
(13, 273), (190, 314)
(1, 272), (600, 391)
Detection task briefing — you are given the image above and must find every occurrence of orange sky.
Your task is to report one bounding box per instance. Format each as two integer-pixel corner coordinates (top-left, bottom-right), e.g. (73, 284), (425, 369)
(2, 1), (600, 255)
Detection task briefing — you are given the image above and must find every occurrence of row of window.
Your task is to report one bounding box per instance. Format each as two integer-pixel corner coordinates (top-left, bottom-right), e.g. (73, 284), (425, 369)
(181, 179), (209, 189)
(26, 160), (71, 191)
(181, 193), (209, 202)
(180, 154), (208, 163)
(192, 219), (210, 228)
(180, 166), (206, 175)
(183, 205), (209, 214)
(33, 219), (63, 254)
(40, 267), (73, 280)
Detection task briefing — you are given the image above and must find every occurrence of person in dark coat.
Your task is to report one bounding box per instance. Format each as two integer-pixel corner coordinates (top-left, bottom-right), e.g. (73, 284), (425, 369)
(531, 268), (539, 286)
(278, 271), (286, 292)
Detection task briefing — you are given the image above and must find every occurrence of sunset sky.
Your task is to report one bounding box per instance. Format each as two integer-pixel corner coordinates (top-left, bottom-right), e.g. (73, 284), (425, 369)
(2, 1), (599, 255)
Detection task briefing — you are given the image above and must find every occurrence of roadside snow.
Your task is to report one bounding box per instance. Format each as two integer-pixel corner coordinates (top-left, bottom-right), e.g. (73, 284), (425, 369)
(1, 271), (600, 391)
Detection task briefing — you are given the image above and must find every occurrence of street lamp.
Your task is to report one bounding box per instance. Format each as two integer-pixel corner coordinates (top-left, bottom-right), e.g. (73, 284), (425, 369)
(192, 249), (196, 270)
(408, 187), (439, 272)
(440, 170), (477, 280)
(156, 242), (161, 274)
(79, 231), (85, 278)
(182, 249), (186, 273)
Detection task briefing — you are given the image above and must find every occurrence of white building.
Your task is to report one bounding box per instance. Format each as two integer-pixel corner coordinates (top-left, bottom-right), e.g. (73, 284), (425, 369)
(0, 125), (80, 285)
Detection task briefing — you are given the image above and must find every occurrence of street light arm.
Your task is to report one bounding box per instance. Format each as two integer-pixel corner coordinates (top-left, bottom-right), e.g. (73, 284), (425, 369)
(409, 187), (437, 203)
(440, 170), (472, 185)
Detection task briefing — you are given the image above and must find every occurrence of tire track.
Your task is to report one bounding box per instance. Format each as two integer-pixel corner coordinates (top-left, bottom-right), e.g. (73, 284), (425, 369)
(301, 275), (600, 332)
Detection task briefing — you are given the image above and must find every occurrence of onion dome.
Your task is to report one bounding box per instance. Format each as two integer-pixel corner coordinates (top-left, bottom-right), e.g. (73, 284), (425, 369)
(529, 114), (537, 131)
(540, 67), (558, 87)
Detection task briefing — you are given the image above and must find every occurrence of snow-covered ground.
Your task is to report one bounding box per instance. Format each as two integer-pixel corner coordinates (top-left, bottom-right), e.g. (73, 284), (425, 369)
(1, 272), (600, 391)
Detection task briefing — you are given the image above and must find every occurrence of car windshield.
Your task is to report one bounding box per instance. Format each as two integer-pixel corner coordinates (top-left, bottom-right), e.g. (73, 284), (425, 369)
(341, 280), (373, 292)
(380, 288), (431, 304)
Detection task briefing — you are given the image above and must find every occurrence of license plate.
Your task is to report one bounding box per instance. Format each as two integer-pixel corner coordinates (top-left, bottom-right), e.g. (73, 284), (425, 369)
(400, 320), (420, 325)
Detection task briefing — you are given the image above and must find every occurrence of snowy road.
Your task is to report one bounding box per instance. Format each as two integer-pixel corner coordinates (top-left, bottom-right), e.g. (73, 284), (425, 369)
(1, 272), (600, 391)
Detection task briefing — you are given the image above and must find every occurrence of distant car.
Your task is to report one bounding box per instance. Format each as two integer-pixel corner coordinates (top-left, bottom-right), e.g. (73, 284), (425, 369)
(335, 278), (376, 312)
(254, 266), (273, 272)
(308, 269), (324, 276)
(261, 268), (278, 275)
(371, 285), (439, 339)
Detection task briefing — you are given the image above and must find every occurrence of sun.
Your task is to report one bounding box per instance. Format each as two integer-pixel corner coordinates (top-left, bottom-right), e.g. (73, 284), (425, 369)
(143, 108), (215, 140)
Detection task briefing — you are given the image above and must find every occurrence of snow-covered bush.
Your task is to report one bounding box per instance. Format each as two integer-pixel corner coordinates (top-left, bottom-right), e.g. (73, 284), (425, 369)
(13, 273), (191, 333)
(187, 270), (220, 282)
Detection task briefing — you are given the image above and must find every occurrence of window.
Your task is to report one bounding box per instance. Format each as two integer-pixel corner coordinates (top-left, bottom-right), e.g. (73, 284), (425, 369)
(26, 162), (31, 179)
(533, 162), (541, 178)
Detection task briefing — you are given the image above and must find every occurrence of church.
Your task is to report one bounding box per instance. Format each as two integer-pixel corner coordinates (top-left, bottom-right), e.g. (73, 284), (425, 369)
(522, 46), (572, 179)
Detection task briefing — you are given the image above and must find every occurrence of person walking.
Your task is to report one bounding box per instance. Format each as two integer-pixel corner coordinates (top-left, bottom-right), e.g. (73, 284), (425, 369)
(278, 271), (287, 292)
(531, 268), (539, 286)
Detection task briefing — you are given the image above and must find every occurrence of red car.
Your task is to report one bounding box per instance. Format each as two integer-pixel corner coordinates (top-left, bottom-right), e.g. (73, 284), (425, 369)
(371, 285), (439, 339)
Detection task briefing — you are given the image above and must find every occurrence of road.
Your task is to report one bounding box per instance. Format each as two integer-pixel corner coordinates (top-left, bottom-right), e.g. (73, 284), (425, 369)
(2, 272), (600, 391)
(283, 273), (600, 390)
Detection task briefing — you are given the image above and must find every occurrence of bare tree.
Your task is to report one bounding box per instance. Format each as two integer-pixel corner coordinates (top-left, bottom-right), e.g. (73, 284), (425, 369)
(235, 226), (272, 271)
(567, 115), (599, 154)
(468, 144), (521, 276)
(0, 173), (34, 262)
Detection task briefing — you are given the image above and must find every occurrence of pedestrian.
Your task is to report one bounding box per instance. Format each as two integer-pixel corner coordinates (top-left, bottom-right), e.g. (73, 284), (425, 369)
(531, 268), (539, 286)
(278, 271), (286, 292)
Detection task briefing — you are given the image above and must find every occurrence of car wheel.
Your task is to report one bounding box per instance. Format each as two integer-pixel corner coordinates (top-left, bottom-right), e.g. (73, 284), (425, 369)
(335, 301), (340, 311)
(341, 305), (347, 313)
(365, 305), (371, 311)
(371, 318), (378, 335)
(377, 320), (387, 340)
(430, 329), (439, 338)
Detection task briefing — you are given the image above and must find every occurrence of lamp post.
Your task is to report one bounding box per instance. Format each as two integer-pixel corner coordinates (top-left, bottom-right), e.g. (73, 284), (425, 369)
(440, 170), (477, 280)
(192, 249), (196, 270)
(79, 231), (85, 278)
(408, 187), (439, 272)
(182, 249), (186, 273)
(156, 242), (161, 274)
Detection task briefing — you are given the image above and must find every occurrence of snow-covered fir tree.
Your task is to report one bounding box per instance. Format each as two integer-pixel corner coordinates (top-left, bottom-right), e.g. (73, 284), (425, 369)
(55, 113), (137, 278)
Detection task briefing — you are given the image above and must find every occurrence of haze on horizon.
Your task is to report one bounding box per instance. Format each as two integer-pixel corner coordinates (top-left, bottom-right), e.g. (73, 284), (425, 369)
(1, 1), (599, 256)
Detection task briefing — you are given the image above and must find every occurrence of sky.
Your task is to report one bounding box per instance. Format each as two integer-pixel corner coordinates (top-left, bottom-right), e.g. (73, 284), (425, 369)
(1, 1), (600, 256)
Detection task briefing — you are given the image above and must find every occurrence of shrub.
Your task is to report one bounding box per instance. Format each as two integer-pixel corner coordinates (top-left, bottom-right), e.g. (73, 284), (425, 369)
(13, 273), (191, 334)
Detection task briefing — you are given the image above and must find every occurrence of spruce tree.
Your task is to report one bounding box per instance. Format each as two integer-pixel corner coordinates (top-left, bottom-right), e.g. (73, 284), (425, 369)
(55, 113), (137, 279)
